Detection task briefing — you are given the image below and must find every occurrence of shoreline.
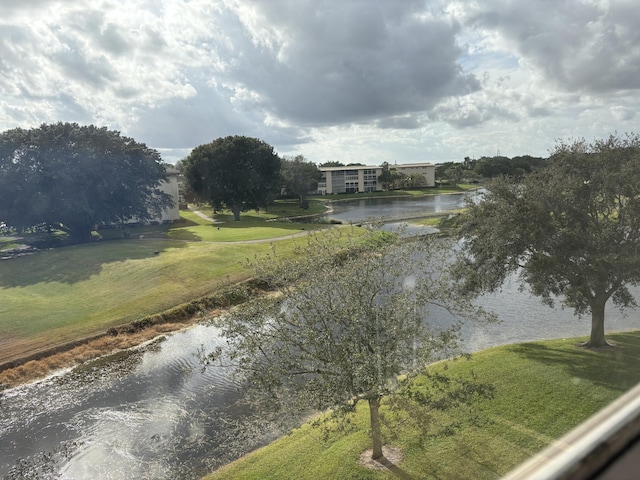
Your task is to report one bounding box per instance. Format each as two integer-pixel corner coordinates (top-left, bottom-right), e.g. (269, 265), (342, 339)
(0, 278), (269, 389)
(0, 313), (208, 389)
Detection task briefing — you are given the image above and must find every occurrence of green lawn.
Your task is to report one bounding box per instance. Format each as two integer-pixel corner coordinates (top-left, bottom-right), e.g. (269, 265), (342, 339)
(205, 331), (640, 479)
(0, 238), (21, 251)
(0, 204), (340, 364)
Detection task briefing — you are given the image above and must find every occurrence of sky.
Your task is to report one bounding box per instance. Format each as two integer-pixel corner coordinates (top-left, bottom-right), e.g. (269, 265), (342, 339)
(1, 0), (639, 165)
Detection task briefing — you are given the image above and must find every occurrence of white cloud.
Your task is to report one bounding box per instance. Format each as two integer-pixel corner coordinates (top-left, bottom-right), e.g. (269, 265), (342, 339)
(0, 0), (638, 164)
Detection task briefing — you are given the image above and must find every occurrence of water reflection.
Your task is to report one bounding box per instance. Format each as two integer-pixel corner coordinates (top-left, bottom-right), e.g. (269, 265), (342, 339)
(0, 326), (286, 480)
(326, 192), (468, 224)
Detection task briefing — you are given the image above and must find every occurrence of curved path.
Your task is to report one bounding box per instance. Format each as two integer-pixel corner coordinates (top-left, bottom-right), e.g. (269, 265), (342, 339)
(187, 206), (338, 244)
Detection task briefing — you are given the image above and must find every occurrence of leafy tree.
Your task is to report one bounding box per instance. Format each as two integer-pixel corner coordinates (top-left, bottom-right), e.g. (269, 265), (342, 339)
(203, 227), (493, 460)
(378, 162), (394, 190)
(319, 161), (344, 167)
(0, 122), (173, 243)
(445, 164), (464, 185)
(454, 133), (640, 348)
(183, 136), (281, 221)
(397, 173), (426, 189)
(280, 155), (321, 209)
(378, 162), (406, 190)
(175, 158), (206, 205)
(473, 155), (546, 178)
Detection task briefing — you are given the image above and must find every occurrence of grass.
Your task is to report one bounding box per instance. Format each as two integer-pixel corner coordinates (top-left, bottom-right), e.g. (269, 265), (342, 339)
(0, 203), (338, 366)
(0, 189), (471, 367)
(0, 238), (22, 251)
(205, 331), (640, 479)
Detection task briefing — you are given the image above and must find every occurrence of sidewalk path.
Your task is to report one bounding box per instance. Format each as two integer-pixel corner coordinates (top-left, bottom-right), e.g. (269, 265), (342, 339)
(188, 206), (223, 224)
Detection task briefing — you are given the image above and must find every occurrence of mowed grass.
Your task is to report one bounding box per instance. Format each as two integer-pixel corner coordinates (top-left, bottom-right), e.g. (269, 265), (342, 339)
(205, 331), (640, 480)
(0, 210), (336, 365)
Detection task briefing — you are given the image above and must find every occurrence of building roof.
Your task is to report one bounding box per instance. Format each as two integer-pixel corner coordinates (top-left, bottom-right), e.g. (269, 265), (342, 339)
(319, 163), (434, 171)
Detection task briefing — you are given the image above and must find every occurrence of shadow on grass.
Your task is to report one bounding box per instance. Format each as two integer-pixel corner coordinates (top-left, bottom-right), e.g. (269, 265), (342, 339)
(506, 331), (640, 393)
(0, 238), (188, 287)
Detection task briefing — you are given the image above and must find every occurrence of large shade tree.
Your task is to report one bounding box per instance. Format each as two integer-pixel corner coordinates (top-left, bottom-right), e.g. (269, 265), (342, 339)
(0, 122), (173, 243)
(183, 135), (281, 221)
(280, 155), (321, 209)
(203, 227), (493, 460)
(454, 133), (640, 348)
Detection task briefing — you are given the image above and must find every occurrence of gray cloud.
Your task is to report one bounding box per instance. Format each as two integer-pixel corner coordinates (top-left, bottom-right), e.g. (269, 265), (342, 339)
(376, 115), (423, 130)
(221, 0), (480, 126)
(464, 0), (640, 93)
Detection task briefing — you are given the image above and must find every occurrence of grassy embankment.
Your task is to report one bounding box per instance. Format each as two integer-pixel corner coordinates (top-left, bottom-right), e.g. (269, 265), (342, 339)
(0, 199), (333, 378)
(0, 187), (472, 382)
(205, 331), (640, 480)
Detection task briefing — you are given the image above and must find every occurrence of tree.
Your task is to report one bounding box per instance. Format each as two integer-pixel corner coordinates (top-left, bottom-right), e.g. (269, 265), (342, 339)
(0, 122), (173, 243)
(280, 155), (321, 209)
(398, 173), (426, 189)
(203, 227), (493, 460)
(454, 133), (640, 348)
(183, 136), (281, 221)
(319, 161), (344, 167)
(378, 162), (394, 190)
(445, 164), (464, 185)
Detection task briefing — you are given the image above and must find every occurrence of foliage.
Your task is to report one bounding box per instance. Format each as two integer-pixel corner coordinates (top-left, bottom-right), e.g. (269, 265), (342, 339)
(436, 156), (546, 184)
(0, 122), (173, 244)
(183, 136), (281, 221)
(454, 133), (640, 347)
(319, 161), (344, 167)
(377, 162), (395, 190)
(445, 164), (464, 185)
(473, 154), (546, 178)
(280, 155), (322, 209)
(204, 226), (494, 460)
(206, 331), (640, 479)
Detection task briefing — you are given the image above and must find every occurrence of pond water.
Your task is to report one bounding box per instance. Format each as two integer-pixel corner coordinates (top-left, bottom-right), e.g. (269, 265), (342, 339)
(325, 191), (470, 224)
(1, 192), (638, 479)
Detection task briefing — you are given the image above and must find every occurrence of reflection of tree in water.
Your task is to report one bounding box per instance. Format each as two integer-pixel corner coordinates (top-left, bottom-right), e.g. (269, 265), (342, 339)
(168, 398), (301, 479)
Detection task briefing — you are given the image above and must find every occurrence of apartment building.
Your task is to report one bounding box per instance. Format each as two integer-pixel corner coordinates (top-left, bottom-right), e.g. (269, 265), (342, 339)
(316, 163), (435, 194)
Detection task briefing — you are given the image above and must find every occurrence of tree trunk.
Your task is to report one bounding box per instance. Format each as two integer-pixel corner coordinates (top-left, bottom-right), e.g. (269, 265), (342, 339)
(68, 224), (93, 244)
(232, 204), (241, 222)
(586, 298), (610, 348)
(368, 397), (384, 460)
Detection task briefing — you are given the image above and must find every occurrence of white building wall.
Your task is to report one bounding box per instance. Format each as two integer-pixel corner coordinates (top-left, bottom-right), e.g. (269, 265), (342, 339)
(158, 170), (181, 222)
(315, 163), (435, 193)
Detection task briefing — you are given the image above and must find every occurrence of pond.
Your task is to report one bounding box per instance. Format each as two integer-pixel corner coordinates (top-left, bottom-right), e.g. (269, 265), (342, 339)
(325, 191), (470, 224)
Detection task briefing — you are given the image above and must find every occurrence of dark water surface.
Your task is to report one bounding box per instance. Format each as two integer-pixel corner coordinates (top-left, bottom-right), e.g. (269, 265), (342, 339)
(326, 191), (469, 224)
(1, 192), (638, 479)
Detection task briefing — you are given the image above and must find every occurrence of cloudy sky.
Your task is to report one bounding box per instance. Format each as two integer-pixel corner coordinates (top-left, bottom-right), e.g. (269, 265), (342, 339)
(1, 0), (638, 164)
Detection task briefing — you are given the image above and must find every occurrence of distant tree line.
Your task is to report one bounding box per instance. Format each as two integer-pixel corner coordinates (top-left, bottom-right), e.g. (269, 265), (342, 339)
(0, 122), (555, 243)
(436, 155), (547, 184)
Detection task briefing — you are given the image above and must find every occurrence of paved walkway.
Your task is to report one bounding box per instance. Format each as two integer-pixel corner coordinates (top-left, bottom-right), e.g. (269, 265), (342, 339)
(188, 207), (223, 224)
